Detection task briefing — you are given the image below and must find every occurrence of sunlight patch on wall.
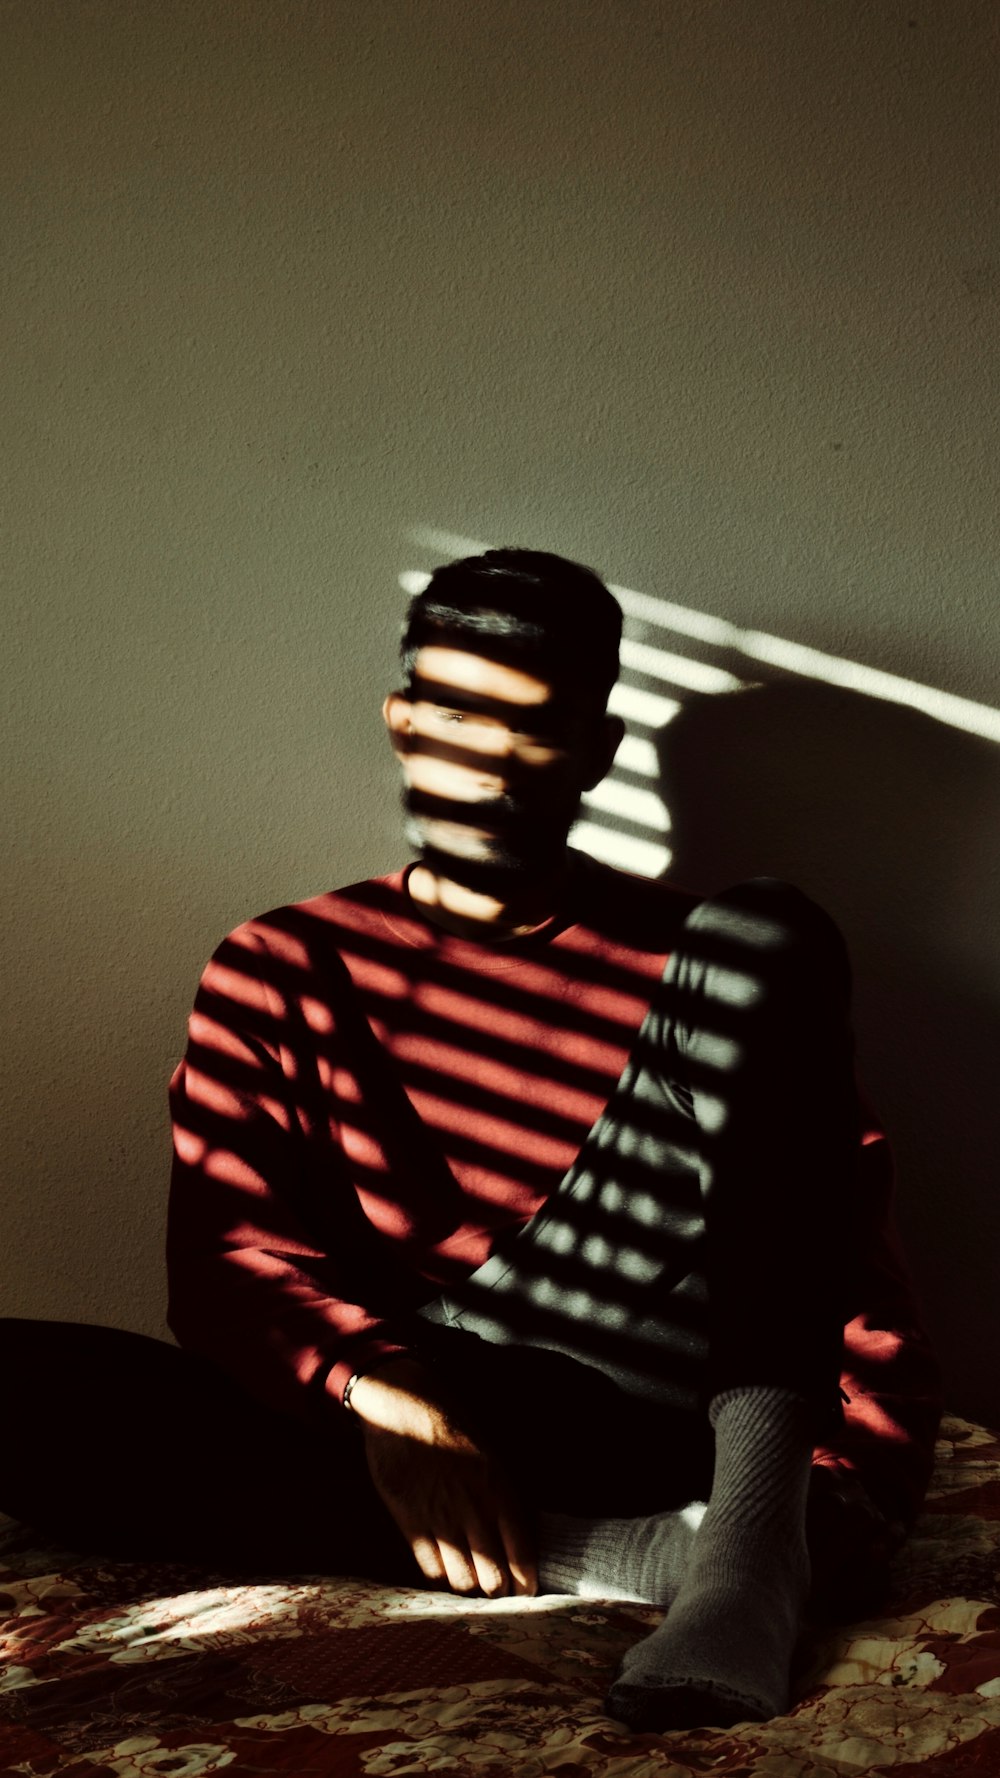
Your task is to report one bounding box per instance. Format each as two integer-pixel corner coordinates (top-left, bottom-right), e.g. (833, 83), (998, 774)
(620, 638), (742, 696)
(607, 682), (683, 731)
(407, 530), (1000, 744)
(582, 774), (671, 831)
(612, 585), (1000, 745)
(569, 820), (671, 877)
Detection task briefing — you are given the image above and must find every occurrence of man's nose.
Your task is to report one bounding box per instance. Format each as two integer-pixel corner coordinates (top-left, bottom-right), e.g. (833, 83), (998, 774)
(472, 759), (514, 798)
(463, 725), (520, 788)
(424, 720), (530, 801)
(474, 759), (534, 808)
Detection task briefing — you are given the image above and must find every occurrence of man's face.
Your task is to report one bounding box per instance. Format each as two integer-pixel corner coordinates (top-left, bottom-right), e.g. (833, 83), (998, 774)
(384, 645), (620, 893)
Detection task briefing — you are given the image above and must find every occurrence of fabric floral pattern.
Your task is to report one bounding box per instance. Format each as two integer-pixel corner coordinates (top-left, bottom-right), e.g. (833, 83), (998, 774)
(1, 1415), (998, 1777)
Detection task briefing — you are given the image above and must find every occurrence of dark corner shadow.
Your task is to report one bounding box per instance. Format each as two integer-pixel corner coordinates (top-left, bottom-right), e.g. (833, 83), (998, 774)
(655, 680), (1000, 1428)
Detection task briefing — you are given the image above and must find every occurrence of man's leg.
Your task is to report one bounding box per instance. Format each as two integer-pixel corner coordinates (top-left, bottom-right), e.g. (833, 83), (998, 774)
(605, 879), (860, 1729)
(417, 879), (861, 1727)
(0, 1319), (415, 1582)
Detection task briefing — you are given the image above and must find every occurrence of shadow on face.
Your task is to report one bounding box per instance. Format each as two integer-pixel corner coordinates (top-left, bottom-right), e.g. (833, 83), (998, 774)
(383, 644), (624, 894)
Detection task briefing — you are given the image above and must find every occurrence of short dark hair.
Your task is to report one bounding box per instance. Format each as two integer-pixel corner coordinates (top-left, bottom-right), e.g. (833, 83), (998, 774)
(401, 548), (622, 714)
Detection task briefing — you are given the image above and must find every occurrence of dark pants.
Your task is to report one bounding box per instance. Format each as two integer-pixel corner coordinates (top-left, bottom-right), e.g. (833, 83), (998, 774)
(0, 880), (859, 1579)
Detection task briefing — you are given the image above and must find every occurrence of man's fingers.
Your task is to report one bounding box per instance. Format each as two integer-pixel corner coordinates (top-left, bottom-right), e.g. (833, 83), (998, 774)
(410, 1534), (447, 1585)
(437, 1536), (486, 1596)
(461, 1507), (512, 1596)
(469, 1546), (510, 1598)
(363, 1417), (529, 1598)
(411, 1530), (508, 1598)
(410, 1531), (490, 1597)
(498, 1498), (538, 1597)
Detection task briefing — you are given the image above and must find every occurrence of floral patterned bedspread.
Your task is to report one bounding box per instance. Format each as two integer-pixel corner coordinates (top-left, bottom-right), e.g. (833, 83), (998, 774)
(1, 1415), (998, 1777)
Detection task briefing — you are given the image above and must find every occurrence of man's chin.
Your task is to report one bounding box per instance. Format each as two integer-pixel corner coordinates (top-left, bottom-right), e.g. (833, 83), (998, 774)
(406, 819), (564, 898)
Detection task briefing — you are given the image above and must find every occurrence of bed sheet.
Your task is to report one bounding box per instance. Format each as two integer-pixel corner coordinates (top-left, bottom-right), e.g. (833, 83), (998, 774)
(1, 1415), (998, 1777)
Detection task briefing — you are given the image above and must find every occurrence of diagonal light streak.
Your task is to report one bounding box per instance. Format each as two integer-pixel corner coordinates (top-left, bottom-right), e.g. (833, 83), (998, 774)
(611, 584), (1000, 744)
(404, 530), (1000, 745)
(402, 531), (1000, 881)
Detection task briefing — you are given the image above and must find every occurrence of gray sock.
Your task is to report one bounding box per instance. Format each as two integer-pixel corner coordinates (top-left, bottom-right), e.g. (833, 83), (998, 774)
(537, 1500), (706, 1605)
(606, 1386), (812, 1732)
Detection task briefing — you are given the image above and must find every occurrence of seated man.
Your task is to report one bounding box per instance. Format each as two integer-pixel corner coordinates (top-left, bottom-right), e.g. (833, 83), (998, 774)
(1, 550), (943, 1734)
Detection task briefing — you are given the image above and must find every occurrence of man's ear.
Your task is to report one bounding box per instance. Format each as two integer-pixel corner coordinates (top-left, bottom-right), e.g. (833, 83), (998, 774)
(581, 714), (625, 791)
(383, 691), (413, 754)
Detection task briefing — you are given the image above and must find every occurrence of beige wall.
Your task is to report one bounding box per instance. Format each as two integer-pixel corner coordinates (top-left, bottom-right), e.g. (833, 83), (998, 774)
(3, 1), (998, 1422)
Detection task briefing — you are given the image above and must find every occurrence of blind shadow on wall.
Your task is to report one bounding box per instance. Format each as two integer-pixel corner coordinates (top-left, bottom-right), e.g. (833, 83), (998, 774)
(657, 680), (1000, 1428)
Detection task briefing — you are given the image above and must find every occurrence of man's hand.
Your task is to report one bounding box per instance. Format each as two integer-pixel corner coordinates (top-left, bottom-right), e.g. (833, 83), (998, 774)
(348, 1355), (538, 1599)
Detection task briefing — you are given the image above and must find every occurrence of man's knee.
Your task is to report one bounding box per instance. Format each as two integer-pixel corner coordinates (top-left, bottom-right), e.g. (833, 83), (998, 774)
(681, 877), (851, 1010)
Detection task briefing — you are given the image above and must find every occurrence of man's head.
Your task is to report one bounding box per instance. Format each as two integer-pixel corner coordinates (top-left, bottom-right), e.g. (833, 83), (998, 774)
(384, 549), (624, 899)
(400, 549), (623, 716)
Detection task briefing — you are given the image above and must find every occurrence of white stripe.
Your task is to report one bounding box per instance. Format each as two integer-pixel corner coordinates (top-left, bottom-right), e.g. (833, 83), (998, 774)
(403, 540), (1000, 743)
(607, 681), (682, 728)
(620, 636), (744, 694)
(582, 776), (670, 831)
(410, 526), (492, 558)
(614, 732), (660, 777)
(612, 583), (1000, 743)
(570, 819), (671, 877)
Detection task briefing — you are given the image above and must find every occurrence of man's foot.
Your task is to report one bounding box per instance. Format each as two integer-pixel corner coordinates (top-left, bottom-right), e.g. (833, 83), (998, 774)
(605, 1385), (812, 1732)
(537, 1499), (706, 1605)
(604, 1553), (806, 1730)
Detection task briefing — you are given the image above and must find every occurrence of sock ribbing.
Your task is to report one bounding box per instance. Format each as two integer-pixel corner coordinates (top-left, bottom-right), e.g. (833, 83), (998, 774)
(606, 1386), (813, 1732)
(537, 1501), (706, 1605)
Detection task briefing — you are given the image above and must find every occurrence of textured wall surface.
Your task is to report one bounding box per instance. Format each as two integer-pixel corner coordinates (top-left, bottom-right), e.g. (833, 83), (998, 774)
(3, 0), (998, 1422)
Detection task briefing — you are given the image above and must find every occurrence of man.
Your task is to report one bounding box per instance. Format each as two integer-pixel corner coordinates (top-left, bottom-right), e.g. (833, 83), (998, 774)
(0, 549), (942, 1734)
(164, 549), (942, 1731)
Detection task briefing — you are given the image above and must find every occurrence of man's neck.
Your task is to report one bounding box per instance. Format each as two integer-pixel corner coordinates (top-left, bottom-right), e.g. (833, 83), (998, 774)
(406, 856), (575, 944)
